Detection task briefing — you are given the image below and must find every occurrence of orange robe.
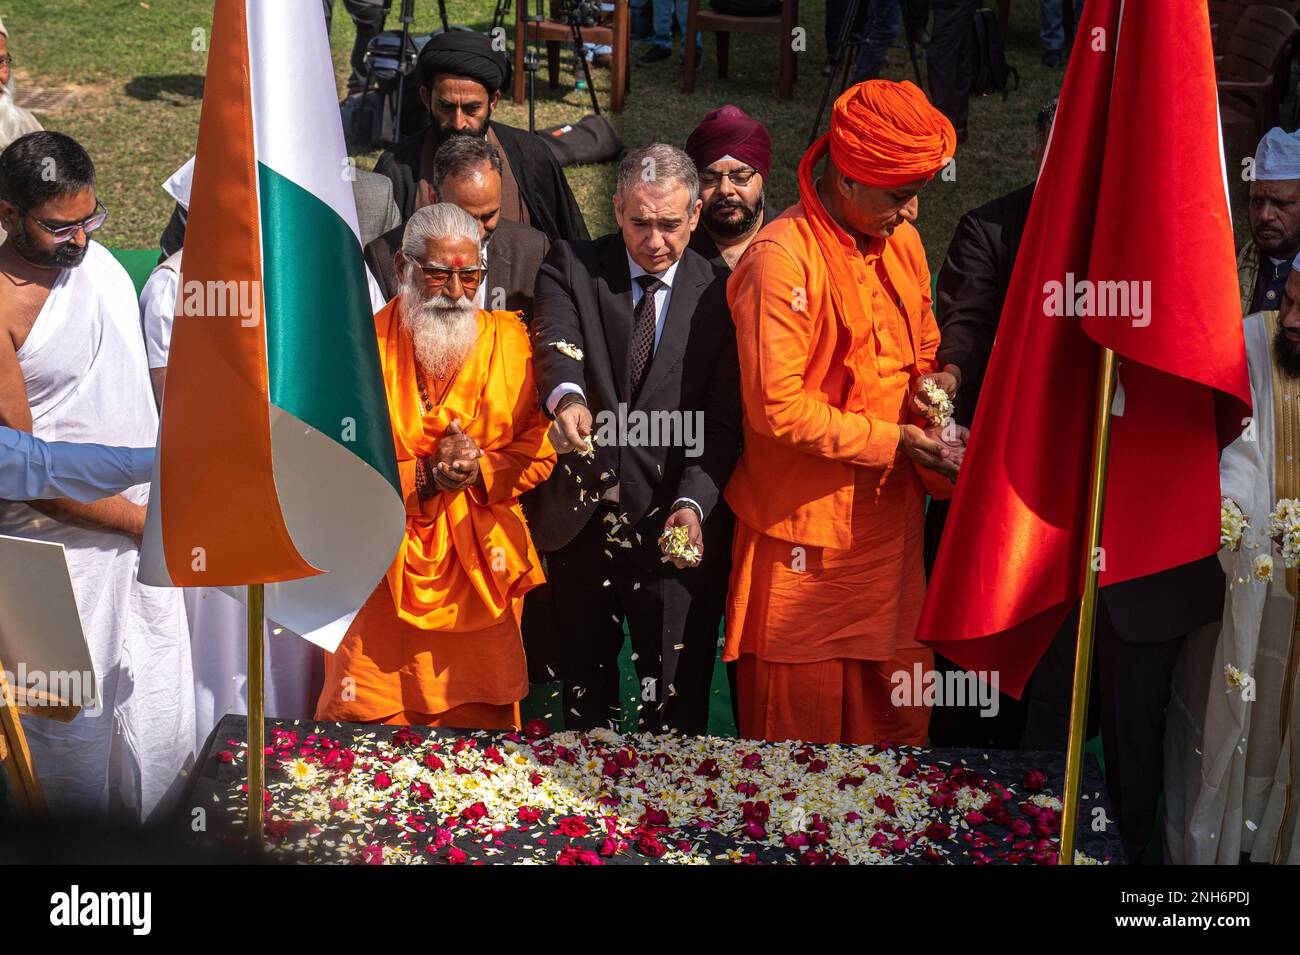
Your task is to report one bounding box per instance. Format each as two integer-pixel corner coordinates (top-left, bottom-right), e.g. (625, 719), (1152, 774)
(316, 303), (555, 729)
(723, 202), (952, 746)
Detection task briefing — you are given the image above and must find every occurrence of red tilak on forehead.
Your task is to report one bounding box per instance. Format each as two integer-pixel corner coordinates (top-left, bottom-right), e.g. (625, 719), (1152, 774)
(442, 253), (475, 268)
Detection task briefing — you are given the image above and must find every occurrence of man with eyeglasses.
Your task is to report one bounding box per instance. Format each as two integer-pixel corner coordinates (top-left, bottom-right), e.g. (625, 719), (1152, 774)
(315, 203), (555, 730)
(0, 130), (194, 820)
(722, 82), (962, 746)
(684, 104), (771, 273)
(0, 17), (42, 155)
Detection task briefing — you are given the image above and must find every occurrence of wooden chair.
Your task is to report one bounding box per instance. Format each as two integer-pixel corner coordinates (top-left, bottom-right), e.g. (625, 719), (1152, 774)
(1212, 0), (1300, 55)
(512, 1), (631, 112)
(1217, 4), (1299, 158)
(683, 0), (800, 101)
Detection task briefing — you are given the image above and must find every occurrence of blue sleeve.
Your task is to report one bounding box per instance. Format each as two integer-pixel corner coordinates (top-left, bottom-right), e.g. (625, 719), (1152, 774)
(0, 427), (153, 502)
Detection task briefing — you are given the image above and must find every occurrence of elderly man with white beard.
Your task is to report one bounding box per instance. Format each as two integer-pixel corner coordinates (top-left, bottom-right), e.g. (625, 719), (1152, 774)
(0, 19), (41, 155)
(315, 203), (555, 729)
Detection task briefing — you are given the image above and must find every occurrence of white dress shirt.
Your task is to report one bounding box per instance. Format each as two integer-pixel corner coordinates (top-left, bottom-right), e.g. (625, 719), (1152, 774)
(0, 426), (153, 502)
(545, 251), (680, 413)
(543, 252), (699, 518)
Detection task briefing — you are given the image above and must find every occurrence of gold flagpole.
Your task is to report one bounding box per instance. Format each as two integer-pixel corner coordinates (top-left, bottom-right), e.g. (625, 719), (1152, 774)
(1059, 346), (1117, 865)
(247, 582), (265, 849)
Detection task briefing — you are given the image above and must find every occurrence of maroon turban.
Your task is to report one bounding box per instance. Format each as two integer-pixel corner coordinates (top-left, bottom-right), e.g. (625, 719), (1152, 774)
(684, 104), (772, 180)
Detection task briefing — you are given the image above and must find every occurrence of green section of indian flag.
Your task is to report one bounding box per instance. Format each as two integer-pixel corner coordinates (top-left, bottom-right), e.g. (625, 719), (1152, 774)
(245, 0), (405, 651)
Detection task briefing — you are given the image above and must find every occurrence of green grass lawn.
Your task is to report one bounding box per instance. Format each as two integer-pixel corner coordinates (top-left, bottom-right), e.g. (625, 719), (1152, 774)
(6, 0), (1269, 268)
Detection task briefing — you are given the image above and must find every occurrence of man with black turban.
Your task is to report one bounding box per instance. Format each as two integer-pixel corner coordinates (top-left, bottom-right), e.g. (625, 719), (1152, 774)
(374, 31), (589, 244)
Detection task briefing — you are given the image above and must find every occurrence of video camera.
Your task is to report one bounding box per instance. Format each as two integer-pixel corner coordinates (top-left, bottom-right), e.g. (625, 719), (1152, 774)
(550, 0), (603, 27)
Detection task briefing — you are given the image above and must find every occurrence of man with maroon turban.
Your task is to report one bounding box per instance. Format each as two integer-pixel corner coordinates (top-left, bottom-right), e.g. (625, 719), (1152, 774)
(684, 104), (772, 272)
(722, 80), (967, 746)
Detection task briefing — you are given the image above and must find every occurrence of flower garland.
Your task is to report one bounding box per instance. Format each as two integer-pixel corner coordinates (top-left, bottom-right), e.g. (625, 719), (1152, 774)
(920, 378), (955, 428)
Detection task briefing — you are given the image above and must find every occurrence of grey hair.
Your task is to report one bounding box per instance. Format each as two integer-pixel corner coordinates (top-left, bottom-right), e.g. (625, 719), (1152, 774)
(432, 136), (503, 190)
(401, 202), (482, 260)
(616, 143), (699, 208)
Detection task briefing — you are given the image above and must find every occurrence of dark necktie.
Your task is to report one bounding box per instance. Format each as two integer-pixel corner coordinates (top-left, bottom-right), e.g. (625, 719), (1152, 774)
(628, 274), (665, 398)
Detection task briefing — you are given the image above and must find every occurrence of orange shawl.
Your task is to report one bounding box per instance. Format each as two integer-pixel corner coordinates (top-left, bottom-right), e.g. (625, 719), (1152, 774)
(374, 299), (555, 632)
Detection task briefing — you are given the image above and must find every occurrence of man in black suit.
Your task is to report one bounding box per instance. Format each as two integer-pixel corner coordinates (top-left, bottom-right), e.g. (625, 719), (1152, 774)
(366, 136), (549, 315)
(373, 31), (588, 243)
(526, 144), (742, 735)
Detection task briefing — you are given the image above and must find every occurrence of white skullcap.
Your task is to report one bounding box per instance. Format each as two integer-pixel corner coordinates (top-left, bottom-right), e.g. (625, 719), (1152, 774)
(163, 156), (195, 211)
(1256, 127), (1300, 181)
(0, 17), (8, 39)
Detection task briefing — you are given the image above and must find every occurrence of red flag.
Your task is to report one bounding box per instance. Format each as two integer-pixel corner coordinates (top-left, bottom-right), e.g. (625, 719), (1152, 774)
(916, 0), (1251, 697)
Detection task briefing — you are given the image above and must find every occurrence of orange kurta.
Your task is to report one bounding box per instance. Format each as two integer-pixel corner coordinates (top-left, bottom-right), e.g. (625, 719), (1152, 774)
(723, 195), (948, 746)
(316, 303), (555, 728)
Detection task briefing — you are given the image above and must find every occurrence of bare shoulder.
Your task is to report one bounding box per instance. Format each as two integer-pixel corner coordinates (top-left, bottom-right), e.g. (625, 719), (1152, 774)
(0, 266), (54, 352)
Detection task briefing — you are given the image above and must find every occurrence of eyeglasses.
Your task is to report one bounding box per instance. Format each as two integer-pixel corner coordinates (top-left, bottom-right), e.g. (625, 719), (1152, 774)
(26, 200), (109, 243)
(0, 55), (13, 68)
(409, 259), (486, 290)
(699, 167), (758, 189)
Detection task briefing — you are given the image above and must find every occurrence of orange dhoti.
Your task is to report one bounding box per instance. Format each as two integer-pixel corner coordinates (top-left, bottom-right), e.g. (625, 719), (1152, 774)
(316, 581), (526, 729)
(725, 468), (934, 746)
(315, 301), (554, 730)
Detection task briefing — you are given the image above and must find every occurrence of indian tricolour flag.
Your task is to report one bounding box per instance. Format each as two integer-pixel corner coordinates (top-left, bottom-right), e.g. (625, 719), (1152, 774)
(139, 0), (405, 652)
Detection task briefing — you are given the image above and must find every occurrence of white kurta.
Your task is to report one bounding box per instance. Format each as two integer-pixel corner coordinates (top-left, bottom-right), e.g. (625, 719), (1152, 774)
(0, 242), (194, 822)
(1165, 310), (1300, 864)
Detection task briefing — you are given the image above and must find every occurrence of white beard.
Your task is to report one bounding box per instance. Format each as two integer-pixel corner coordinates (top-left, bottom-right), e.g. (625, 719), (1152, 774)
(0, 77), (38, 148)
(399, 282), (479, 382)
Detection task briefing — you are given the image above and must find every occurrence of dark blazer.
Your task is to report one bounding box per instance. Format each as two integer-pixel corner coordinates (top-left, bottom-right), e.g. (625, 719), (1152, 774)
(364, 218), (551, 314)
(373, 122), (590, 243)
(524, 234), (742, 555)
(934, 181), (1035, 426)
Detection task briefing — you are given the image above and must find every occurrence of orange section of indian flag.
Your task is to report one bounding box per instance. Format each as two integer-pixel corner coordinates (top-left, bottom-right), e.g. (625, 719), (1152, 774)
(139, 0), (404, 652)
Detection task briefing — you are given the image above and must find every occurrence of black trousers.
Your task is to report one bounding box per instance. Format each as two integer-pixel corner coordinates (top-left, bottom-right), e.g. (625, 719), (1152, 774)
(1021, 602), (1185, 864)
(547, 503), (733, 736)
(323, 0), (390, 91)
(903, 0), (930, 36)
(927, 0), (978, 136)
(924, 499), (1031, 749)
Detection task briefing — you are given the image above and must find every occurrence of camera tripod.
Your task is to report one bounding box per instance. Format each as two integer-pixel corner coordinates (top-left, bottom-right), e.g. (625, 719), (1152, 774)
(520, 0), (602, 133)
(808, 0), (926, 148)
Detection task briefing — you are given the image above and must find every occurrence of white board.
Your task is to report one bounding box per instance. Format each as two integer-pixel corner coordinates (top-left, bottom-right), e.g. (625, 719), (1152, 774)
(0, 534), (99, 716)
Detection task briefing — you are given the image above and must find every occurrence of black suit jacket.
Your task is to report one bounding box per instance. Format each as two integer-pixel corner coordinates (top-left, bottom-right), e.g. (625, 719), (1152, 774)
(364, 218), (551, 316)
(373, 122), (590, 243)
(524, 235), (742, 555)
(935, 181), (1035, 426)
(926, 181), (1224, 640)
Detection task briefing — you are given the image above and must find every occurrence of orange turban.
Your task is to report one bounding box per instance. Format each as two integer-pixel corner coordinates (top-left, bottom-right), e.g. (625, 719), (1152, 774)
(828, 80), (955, 187)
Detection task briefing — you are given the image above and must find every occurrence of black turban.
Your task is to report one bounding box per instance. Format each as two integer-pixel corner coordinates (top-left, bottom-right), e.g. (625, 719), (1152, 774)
(416, 31), (511, 95)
